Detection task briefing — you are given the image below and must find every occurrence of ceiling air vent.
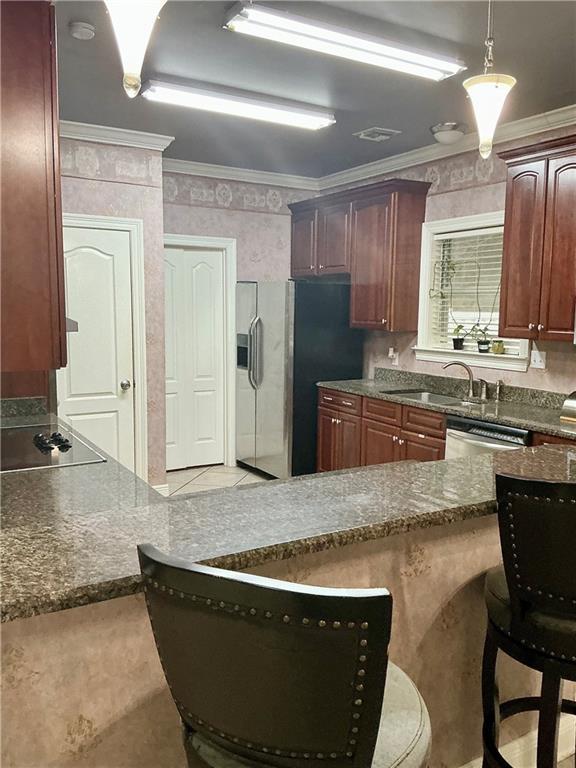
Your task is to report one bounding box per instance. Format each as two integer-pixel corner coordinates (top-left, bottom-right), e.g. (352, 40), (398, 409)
(354, 126), (401, 143)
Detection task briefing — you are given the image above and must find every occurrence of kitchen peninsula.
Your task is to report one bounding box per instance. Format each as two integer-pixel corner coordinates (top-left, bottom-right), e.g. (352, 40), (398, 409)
(2, 441), (575, 768)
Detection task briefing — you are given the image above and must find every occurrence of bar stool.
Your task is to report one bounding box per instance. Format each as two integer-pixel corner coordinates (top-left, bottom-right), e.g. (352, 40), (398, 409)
(482, 474), (576, 768)
(138, 544), (431, 768)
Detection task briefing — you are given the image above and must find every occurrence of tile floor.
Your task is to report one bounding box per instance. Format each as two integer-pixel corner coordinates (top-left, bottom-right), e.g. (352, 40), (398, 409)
(167, 464), (268, 496)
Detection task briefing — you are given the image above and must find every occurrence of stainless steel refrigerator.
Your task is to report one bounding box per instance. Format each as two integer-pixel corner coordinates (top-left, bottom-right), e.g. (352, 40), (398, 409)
(236, 280), (364, 479)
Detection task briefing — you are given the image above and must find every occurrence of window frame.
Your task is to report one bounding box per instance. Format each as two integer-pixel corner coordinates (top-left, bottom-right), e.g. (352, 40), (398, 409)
(415, 212), (530, 372)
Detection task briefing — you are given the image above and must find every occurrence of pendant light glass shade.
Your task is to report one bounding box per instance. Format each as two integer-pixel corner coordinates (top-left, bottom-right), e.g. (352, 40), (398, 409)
(105, 1), (167, 98)
(463, 73), (516, 158)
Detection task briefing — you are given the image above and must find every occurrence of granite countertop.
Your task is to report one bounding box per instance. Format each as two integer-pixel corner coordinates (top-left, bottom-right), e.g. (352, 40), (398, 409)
(317, 379), (576, 440)
(2, 441), (575, 623)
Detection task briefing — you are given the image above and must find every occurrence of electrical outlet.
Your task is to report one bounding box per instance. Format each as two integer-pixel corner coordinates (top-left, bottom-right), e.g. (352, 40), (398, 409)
(388, 347), (399, 366)
(530, 348), (547, 369)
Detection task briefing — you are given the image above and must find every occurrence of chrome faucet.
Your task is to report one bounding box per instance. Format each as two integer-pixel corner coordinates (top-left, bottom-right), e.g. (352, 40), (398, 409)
(442, 361), (475, 400)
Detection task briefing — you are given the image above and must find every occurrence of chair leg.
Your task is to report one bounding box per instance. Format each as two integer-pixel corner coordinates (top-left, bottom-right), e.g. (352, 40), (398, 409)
(536, 672), (563, 768)
(481, 626), (500, 767)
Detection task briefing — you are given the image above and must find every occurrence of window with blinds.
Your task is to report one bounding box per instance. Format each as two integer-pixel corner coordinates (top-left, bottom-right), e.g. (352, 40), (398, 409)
(425, 226), (523, 356)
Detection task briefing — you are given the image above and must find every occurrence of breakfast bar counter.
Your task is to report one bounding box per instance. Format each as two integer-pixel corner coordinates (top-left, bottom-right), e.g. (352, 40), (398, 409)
(2, 444), (575, 768)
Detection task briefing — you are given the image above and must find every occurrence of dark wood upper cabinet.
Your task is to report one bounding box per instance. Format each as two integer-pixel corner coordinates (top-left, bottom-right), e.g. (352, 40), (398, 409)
(498, 160), (546, 340)
(316, 201), (352, 275)
(349, 195), (392, 328)
(1, 1), (66, 373)
(539, 151), (576, 341)
(290, 180), (430, 331)
(498, 136), (576, 343)
(291, 209), (317, 278)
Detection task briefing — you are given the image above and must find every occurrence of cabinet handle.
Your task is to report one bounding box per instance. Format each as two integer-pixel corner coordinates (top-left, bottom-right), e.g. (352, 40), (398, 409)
(342, 400), (353, 406)
(381, 319), (387, 325)
(418, 433), (425, 439)
(324, 396), (334, 401)
(392, 436), (397, 442)
(528, 323), (535, 330)
(538, 324), (545, 331)
(399, 439), (405, 445)
(319, 264), (324, 269)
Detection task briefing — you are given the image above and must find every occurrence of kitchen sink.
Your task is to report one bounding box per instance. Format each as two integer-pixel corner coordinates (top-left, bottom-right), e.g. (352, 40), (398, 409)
(379, 389), (474, 407)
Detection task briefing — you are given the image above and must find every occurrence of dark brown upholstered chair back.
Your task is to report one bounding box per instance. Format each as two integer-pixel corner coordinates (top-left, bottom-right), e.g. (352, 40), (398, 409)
(138, 545), (392, 768)
(495, 474), (576, 622)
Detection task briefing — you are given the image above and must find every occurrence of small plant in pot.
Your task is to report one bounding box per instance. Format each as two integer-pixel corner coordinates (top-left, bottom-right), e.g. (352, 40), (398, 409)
(471, 324), (491, 353)
(452, 325), (466, 350)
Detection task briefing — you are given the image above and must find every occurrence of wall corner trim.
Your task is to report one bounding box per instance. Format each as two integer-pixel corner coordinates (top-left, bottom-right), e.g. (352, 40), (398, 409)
(60, 121), (175, 152)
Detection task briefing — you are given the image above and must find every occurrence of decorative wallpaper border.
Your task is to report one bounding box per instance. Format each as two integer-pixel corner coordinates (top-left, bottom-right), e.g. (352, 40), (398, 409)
(162, 172), (312, 215)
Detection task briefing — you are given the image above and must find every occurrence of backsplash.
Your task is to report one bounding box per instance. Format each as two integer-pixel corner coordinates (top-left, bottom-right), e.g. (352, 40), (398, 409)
(366, 333), (576, 396)
(0, 397), (48, 420)
(373, 367), (567, 409)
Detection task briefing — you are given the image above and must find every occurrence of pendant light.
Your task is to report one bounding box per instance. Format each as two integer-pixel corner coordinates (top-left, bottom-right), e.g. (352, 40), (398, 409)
(463, 0), (516, 158)
(105, 1), (167, 98)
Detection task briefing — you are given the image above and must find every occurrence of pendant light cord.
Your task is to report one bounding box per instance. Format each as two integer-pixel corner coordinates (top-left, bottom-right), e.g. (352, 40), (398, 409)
(484, 0), (495, 73)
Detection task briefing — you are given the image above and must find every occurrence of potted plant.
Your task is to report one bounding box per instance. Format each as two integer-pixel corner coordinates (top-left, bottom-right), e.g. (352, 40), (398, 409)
(471, 324), (491, 353)
(452, 324), (466, 350)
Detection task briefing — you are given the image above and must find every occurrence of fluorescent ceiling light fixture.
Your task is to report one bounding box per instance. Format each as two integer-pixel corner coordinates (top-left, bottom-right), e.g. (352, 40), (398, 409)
(225, 4), (466, 81)
(105, 1), (167, 98)
(141, 80), (336, 130)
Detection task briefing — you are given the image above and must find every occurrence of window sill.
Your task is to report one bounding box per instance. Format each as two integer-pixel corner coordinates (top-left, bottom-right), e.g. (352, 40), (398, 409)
(413, 346), (530, 372)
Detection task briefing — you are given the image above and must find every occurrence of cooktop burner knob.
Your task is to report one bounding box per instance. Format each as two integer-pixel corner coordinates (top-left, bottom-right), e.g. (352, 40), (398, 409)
(58, 440), (72, 452)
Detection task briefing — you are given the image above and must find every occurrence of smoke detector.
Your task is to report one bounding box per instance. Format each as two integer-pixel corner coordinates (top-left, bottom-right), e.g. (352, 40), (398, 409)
(69, 21), (96, 41)
(354, 126), (401, 143)
(430, 122), (466, 145)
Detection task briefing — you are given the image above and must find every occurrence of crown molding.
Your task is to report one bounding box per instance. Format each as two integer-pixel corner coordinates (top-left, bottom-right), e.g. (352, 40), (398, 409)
(162, 158), (320, 191)
(60, 121), (174, 152)
(61, 103), (575, 191)
(317, 103), (576, 191)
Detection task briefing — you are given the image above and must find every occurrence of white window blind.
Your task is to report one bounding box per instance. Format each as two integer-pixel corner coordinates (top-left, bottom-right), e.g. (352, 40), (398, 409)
(426, 226), (523, 356)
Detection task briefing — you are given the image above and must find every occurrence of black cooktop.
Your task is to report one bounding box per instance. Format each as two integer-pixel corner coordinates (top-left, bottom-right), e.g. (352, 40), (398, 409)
(0, 423), (106, 473)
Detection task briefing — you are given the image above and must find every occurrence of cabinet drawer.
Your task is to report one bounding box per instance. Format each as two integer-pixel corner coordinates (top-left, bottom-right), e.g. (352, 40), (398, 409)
(318, 389), (362, 415)
(362, 397), (402, 426)
(402, 406), (446, 438)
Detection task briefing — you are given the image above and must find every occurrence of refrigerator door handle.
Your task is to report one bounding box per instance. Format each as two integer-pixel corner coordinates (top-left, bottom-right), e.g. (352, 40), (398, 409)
(252, 315), (262, 388)
(247, 316), (257, 390)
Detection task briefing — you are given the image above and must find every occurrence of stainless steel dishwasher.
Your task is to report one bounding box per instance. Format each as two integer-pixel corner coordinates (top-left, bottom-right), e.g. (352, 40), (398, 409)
(445, 416), (530, 459)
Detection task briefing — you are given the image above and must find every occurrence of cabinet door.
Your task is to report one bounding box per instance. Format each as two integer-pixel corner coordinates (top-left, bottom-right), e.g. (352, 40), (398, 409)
(400, 430), (445, 462)
(291, 210), (317, 278)
(1, 1), (66, 371)
(361, 419), (400, 466)
(350, 196), (392, 329)
(317, 202), (351, 274)
(336, 412), (362, 470)
(499, 160), (547, 340)
(539, 152), (576, 342)
(532, 432), (576, 447)
(317, 407), (337, 472)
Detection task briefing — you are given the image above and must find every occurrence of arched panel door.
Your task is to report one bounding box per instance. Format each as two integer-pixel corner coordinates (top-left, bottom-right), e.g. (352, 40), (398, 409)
(539, 154), (576, 341)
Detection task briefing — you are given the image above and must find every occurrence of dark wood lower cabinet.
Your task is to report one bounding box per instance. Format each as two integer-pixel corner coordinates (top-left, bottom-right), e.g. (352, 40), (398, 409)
(399, 430), (445, 462)
(338, 412), (361, 469)
(361, 419), (400, 465)
(318, 391), (447, 472)
(317, 407), (361, 472)
(317, 407), (337, 472)
(531, 432), (576, 447)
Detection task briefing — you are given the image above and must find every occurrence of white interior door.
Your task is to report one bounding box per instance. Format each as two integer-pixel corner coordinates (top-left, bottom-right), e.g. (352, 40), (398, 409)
(165, 247), (225, 470)
(57, 226), (135, 470)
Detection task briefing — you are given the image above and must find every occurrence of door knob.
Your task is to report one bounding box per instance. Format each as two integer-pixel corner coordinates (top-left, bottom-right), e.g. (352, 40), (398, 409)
(120, 379), (132, 391)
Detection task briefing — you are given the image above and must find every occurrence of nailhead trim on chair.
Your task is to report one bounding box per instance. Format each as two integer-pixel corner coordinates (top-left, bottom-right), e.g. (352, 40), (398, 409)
(144, 577), (372, 760)
(499, 493), (576, 662)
